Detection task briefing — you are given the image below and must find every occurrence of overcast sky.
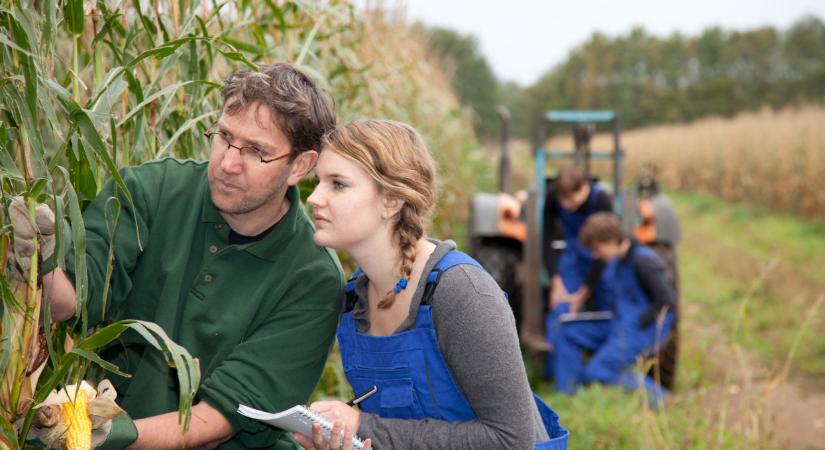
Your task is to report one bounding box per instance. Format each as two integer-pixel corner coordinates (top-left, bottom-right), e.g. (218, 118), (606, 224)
(398, 0), (825, 85)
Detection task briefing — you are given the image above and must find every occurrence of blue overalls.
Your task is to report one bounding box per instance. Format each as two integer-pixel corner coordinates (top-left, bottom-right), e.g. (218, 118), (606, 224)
(544, 183), (616, 377)
(555, 183), (615, 307)
(338, 251), (569, 449)
(551, 244), (675, 403)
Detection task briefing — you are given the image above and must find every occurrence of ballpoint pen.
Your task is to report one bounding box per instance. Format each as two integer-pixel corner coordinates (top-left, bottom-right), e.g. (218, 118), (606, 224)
(346, 385), (378, 407)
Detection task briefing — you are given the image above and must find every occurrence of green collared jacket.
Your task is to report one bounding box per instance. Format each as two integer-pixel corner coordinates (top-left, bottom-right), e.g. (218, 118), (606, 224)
(67, 158), (343, 449)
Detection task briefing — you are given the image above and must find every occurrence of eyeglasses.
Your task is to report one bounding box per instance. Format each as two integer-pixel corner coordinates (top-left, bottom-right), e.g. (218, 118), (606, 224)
(204, 129), (293, 165)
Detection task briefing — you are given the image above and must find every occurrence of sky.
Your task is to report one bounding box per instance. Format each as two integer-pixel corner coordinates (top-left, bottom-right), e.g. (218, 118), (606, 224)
(399, 0), (825, 85)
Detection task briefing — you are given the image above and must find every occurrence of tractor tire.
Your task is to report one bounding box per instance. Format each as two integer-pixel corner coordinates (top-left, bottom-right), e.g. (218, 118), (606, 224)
(473, 241), (523, 327)
(647, 243), (680, 390)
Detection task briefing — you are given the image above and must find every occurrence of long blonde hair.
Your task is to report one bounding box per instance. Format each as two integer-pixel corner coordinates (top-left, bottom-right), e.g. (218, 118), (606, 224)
(321, 119), (437, 308)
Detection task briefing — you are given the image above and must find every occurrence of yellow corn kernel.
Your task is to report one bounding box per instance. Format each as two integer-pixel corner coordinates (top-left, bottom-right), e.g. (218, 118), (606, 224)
(62, 388), (92, 450)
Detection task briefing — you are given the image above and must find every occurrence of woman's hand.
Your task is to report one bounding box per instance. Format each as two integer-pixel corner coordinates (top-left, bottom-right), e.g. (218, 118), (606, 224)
(292, 401), (371, 450)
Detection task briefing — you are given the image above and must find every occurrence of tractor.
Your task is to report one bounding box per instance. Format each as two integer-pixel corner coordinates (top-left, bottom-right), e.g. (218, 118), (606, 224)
(468, 108), (682, 389)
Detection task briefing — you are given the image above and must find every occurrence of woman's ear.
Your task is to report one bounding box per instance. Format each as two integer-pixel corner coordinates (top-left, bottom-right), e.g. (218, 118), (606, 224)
(381, 195), (404, 220)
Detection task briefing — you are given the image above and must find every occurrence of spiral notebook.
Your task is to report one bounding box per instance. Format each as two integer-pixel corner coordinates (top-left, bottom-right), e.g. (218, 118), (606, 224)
(237, 404), (365, 449)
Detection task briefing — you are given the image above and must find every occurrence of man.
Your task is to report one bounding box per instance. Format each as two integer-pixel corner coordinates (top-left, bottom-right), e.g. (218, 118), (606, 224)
(16, 63), (343, 449)
(542, 164), (616, 378)
(551, 212), (676, 404)
(543, 164), (615, 313)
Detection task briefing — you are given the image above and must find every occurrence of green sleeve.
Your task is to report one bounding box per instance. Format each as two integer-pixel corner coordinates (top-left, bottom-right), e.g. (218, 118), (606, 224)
(66, 165), (157, 326)
(199, 260), (343, 447)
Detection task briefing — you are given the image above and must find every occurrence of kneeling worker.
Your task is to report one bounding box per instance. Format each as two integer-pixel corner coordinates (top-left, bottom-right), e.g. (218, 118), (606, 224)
(552, 212), (676, 403)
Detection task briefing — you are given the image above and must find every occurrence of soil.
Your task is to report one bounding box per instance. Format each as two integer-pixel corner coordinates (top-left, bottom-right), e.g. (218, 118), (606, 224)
(680, 229), (825, 449)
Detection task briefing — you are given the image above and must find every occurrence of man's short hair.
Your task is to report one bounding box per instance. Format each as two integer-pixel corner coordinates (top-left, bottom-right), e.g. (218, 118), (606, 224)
(555, 164), (586, 198)
(221, 62), (336, 154)
(579, 212), (625, 248)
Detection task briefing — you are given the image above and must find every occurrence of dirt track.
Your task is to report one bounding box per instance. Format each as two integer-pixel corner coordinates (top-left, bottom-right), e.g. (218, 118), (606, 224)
(681, 227), (825, 449)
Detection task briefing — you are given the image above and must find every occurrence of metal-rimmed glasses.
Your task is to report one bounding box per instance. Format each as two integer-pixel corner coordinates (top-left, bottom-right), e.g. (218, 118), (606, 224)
(204, 127), (293, 165)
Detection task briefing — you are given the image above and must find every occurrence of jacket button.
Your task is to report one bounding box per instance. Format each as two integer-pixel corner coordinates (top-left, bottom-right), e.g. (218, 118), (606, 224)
(209, 245), (218, 254)
(214, 223), (222, 230)
(203, 273), (213, 283)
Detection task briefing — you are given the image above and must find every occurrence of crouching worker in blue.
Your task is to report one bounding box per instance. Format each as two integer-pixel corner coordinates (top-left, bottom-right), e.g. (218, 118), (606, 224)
(543, 165), (616, 377)
(552, 212), (676, 404)
(294, 120), (568, 450)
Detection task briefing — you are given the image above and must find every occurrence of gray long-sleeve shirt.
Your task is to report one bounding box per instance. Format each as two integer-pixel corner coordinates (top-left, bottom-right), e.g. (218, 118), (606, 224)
(349, 240), (549, 449)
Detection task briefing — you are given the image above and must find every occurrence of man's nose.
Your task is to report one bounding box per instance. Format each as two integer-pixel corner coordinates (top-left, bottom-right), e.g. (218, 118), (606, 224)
(221, 147), (244, 174)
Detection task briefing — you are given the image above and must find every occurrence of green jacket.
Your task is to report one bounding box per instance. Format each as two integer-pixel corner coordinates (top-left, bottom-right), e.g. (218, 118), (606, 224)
(67, 158), (343, 448)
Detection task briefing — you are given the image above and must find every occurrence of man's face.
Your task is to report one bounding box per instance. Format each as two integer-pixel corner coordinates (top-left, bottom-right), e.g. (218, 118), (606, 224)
(558, 184), (590, 211)
(590, 240), (623, 261)
(207, 103), (295, 217)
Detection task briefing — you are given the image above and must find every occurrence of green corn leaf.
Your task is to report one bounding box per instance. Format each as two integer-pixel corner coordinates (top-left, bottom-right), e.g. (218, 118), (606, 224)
(76, 322), (129, 351)
(42, 0), (57, 51)
(64, 0), (85, 35)
(56, 166), (88, 334)
(155, 110), (217, 159)
(117, 80), (200, 127)
(0, 33), (39, 58)
(70, 348), (131, 378)
(71, 108), (134, 207)
(90, 76), (128, 132)
(100, 196), (121, 320)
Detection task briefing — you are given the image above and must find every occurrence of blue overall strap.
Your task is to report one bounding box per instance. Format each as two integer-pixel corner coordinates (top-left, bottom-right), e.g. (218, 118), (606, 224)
(344, 267), (364, 312)
(422, 251), (484, 304)
(346, 251), (487, 308)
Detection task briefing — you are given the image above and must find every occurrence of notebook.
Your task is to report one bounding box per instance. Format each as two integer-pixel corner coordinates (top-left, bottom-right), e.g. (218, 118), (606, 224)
(237, 404), (365, 449)
(559, 310), (614, 322)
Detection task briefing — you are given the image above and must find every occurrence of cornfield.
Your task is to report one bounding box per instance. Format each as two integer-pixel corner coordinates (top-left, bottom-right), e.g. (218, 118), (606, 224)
(583, 106), (825, 219)
(0, 0), (483, 447)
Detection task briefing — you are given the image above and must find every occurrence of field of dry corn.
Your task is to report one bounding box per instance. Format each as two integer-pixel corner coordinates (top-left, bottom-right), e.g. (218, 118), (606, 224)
(586, 105), (825, 219)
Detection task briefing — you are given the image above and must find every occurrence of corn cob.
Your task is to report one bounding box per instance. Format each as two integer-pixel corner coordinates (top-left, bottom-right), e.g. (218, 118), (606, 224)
(62, 388), (92, 450)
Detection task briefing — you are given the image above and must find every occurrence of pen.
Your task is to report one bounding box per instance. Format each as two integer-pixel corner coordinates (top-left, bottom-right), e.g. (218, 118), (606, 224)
(346, 385), (378, 407)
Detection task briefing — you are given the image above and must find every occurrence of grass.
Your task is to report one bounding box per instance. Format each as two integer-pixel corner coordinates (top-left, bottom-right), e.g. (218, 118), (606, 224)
(672, 190), (825, 379)
(533, 190), (825, 449)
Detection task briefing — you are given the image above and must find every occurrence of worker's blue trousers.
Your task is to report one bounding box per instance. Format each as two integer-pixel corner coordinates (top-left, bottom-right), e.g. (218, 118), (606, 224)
(550, 312), (674, 402)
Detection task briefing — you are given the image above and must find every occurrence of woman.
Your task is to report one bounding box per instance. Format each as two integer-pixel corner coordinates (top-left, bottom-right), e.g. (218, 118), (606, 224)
(298, 120), (567, 450)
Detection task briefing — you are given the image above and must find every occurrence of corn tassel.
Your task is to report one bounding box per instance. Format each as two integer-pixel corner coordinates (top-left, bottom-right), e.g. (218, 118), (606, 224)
(61, 389), (92, 450)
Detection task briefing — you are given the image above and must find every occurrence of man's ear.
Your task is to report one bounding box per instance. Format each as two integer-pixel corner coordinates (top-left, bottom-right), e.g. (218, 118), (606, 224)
(381, 195), (404, 220)
(287, 150), (319, 186)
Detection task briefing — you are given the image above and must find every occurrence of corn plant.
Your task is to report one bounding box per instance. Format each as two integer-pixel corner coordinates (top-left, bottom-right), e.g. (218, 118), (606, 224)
(0, 0), (363, 447)
(1, 0), (483, 447)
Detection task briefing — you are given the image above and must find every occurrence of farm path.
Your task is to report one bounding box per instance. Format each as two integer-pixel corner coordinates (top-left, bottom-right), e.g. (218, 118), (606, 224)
(680, 224), (825, 449)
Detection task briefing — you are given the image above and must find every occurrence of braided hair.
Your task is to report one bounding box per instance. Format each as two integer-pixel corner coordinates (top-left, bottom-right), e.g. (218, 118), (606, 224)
(321, 120), (437, 308)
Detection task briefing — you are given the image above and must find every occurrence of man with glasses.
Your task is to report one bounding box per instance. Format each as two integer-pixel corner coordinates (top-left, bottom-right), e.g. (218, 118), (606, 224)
(28, 63), (343, 449)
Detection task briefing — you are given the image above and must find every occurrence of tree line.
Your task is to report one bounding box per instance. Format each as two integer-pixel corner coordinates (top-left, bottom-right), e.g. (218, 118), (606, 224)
(426, 15), (825, 140)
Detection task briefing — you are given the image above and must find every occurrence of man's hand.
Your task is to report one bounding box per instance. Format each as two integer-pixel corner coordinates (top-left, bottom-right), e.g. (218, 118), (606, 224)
(549, 275), (571, 309)
(129, 401), (233, 450)
(8, 196), (55, 279)
(567, 287), (589, 314)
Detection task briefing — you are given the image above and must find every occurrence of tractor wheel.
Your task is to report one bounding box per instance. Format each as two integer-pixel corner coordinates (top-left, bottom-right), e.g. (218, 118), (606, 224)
(647, 243), (680, 390)
(648, 328), (678, 390)
(473, 240), (522, 326)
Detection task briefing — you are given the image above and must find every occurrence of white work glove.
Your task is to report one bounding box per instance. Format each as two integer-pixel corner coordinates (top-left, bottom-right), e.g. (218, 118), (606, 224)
(7, 196), (55, 279)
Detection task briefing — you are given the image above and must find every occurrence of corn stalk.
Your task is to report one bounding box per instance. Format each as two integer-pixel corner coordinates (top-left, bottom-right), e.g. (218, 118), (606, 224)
(0, 0), (482, 447)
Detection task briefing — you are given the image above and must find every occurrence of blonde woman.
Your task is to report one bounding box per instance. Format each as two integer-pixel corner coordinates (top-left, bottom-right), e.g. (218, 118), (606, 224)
(296, 120), (568, 450)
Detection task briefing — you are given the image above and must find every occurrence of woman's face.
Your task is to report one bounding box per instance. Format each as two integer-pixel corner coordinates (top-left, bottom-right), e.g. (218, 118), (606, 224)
(308, 149), (391, 251)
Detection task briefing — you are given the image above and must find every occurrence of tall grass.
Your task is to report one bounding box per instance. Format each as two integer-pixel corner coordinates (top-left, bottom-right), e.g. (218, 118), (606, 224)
(1, 0), (483, 446)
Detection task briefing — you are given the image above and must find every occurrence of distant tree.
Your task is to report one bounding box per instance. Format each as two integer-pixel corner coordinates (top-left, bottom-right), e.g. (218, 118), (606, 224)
(506, 15), (825, 137)
(425, 27), (501, 139)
